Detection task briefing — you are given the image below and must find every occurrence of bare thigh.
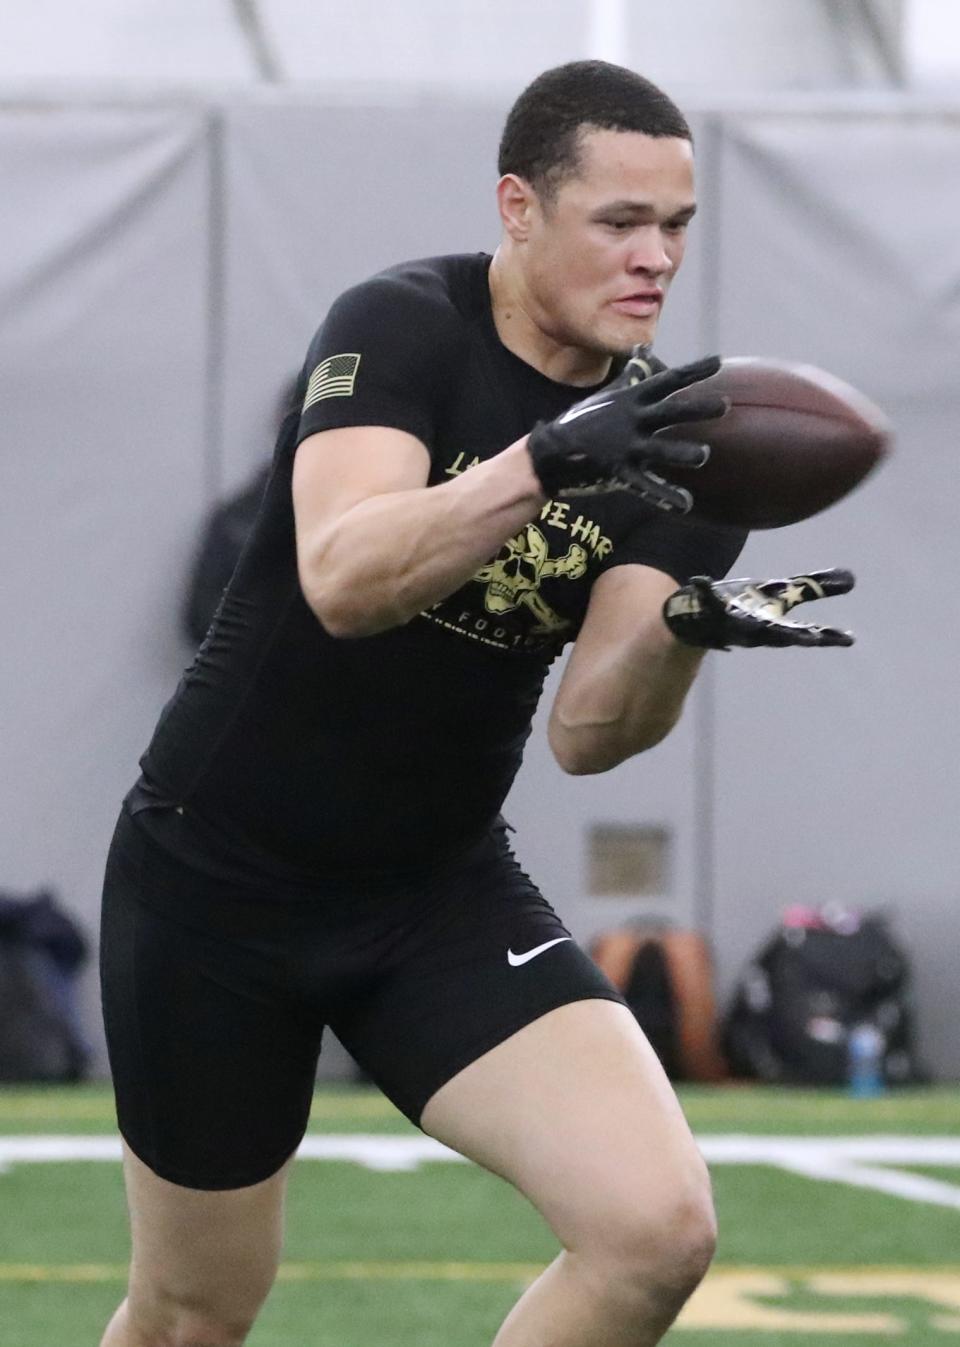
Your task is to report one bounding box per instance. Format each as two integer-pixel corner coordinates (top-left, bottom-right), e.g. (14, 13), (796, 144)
(121, 1140), (293, 1329)
(420, 999), (712, 1254)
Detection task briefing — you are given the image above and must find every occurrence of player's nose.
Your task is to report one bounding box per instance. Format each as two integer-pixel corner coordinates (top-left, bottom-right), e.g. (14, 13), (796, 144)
(626, 227), (673, 276)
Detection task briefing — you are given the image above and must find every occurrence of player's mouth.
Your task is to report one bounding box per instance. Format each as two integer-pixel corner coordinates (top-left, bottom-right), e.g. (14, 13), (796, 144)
(611, 290), (664, 317)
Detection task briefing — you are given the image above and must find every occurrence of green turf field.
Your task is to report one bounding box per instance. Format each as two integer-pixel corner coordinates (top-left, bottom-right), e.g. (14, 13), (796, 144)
(0, 1084), (958, 1345)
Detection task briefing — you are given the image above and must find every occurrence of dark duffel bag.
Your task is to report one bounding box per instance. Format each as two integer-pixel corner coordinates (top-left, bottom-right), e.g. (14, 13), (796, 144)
(722, 906), (925, 1086)
(0, 889), (90, 1082)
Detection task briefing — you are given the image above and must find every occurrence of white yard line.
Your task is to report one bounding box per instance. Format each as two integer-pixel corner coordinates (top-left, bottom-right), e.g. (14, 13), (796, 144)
(773, 1156), (960, 1210)
(699, 1136), (960, 1211)
(2, 1134), (960, 1209)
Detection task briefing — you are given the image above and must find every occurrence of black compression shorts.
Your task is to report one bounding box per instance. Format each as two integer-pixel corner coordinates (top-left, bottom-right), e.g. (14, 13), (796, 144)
(99, 801), (624, 1190)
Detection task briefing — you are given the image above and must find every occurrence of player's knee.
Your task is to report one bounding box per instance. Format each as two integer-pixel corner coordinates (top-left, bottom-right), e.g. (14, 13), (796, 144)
(131, 1316), (254, 1347)
(128, 1286), (260, 1347)
(645, 1184), (717, 1306)
(587, 1161), (717, 1315)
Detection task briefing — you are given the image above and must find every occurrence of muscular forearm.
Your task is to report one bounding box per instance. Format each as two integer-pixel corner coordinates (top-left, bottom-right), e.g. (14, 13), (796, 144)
(549, 606), (705, 774)
(299, 438), (545, 637)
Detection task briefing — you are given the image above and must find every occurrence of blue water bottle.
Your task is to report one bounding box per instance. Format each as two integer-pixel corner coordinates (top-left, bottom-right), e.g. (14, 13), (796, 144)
(847, 1022), (885, 1097)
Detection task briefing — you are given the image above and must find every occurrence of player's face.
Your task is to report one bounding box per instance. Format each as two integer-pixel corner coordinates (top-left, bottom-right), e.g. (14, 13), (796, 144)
(526, 129), (696, 356)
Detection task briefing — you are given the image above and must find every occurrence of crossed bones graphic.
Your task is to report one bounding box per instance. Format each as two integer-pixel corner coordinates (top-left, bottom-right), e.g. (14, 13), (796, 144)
(473, 525), (588, 634)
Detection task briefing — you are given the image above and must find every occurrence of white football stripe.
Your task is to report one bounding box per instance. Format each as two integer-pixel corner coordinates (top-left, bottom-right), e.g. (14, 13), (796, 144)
(3, 1135), (960, 1208)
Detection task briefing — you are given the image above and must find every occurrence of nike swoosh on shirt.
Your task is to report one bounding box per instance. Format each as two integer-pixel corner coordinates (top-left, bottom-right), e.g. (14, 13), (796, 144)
(507, 937), (573, 967)
(557, 400), (614, 424)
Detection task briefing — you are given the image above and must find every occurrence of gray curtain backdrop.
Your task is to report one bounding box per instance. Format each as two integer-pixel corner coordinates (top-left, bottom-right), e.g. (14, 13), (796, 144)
(2, 95), (957, 1075)
(709, 110), (960, 1079)
(0, 104), (211, 1066)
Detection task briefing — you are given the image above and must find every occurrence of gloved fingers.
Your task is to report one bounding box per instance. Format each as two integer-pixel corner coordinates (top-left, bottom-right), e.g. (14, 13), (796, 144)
(633, 437), (711, 471)
(752, 568), (856, 610)
(688, 575), (718, 595)
(687, 575), (731, 618)
(637, 354), (722, 401)
(748, 616), (856, 647)
(643, 393), (729, 430)
(802, 622), (856, 646)
(668, 574), (857, 650)
(620, 465), (694, 513)
(796, 567), (856, 597)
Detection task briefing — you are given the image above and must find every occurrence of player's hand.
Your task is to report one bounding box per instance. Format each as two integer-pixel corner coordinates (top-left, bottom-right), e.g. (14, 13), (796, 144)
(663, 569), (856, 650)
(527, 349), (727, 511)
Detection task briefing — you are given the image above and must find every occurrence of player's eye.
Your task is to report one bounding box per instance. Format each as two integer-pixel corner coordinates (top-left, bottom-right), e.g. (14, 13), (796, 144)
(663, 220), (689, 235)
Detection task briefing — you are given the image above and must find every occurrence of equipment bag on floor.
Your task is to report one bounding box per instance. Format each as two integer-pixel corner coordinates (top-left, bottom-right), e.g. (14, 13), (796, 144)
(590, 925), (727, 1081)
(0, 889), (90, 1082)
(722, 905), (925, 1086)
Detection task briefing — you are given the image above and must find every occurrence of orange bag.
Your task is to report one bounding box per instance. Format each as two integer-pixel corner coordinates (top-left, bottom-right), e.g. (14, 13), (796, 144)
(590, 927), (727, 1082)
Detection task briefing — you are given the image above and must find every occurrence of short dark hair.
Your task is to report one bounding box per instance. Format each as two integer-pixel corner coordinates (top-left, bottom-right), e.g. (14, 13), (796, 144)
(498, 60), (691, 202)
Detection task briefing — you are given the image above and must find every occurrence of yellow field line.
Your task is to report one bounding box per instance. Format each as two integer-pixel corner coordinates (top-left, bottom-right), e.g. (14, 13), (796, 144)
(0, 1262), (957, 1284)
(0, 1262), (544, 1284)
(0, 1095), (403, 1122)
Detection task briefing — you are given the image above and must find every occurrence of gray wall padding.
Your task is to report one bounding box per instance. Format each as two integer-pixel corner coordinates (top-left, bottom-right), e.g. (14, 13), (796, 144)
(2, 96), (957, 1076)
(218, 102), (502, 487)
(708, 112), (960, 1077)
(0, 106), (212, 1068)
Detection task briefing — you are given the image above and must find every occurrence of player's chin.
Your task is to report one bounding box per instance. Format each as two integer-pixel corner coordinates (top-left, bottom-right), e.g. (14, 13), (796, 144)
(597, 309), (659, 355)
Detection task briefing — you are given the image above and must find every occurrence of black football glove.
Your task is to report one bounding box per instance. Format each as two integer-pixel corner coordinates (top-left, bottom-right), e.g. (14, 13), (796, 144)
(663, 569), (856, 650)
(527, 349), (727, 512)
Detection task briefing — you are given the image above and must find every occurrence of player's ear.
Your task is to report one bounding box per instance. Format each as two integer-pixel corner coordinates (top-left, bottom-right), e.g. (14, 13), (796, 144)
(496, 174), (536, 242)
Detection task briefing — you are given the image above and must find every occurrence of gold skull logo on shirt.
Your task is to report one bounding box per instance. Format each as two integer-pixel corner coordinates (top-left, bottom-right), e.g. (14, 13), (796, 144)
(473, 525), (588, 634)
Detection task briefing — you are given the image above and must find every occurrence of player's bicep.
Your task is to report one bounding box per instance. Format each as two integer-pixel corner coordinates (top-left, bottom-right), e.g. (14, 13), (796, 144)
(292, 425), (431, 565)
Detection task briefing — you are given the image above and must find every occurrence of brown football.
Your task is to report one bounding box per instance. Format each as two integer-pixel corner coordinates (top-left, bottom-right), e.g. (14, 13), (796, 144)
(657, 357), (892, 528)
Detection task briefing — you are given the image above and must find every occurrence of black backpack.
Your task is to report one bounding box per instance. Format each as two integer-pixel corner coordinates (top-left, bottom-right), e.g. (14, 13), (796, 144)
(722, 908), (924, 1086)
(0, 890), (90, 1082)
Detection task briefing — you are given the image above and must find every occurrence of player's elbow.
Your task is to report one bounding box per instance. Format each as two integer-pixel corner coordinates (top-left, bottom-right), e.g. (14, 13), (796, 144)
(312, 601), (377, 640)
(552, 738), (629, 775)
(297, 530), (418, 637)
(552, 742), (611, 776)
(299, 565), (402, 639)
(310, 594), (402, 639)
(548, 716), (677, 776)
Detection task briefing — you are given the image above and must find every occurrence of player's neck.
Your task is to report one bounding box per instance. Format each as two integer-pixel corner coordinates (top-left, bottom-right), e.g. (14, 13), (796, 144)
(488, 248), (612, 388)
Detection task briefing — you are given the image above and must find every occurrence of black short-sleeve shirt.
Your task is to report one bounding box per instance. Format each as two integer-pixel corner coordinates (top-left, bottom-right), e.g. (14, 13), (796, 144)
(136, 253), (746, 881)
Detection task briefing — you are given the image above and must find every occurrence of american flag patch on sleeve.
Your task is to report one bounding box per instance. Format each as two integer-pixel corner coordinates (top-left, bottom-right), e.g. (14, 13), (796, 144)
(302, 353), (361, 410)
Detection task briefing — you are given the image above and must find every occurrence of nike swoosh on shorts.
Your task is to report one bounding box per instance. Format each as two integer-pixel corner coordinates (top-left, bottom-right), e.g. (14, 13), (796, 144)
(507, 937), (573, 967)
